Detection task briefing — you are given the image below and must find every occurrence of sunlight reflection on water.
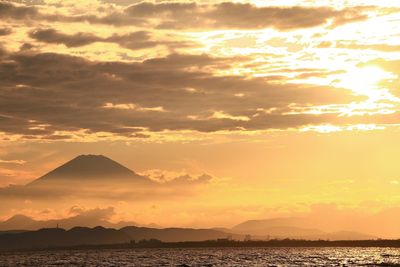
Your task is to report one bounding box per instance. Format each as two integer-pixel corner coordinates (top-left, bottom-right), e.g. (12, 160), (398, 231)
(1, 247), (400, 266)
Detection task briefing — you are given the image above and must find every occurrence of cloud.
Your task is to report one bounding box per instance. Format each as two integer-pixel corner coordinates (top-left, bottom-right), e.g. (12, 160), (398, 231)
(361, 58), (400, 74)
(359, 58), (400, 96)
(0, 51), (363, 139)
(320, 41), (400, 52)
(141, 169), (213, 185)
(0, 165), (213, 203)
(29, 28), (192, 50)
(29, 28), (101, 48)
(0, 1), (38, 20)
(66, 206), (115, 221)
(103, 102), (166, 112)
(0, 28), (12, 36)
(0, 47), (6, 58)
(100, 0), (142, 6)
(0, 159), (26, 165)
(0, 206), (126, 230)
(105, 31), (192, 50)
(0, 169), (215, 221)
(123, 2), (368, 30)
(167, 174), (213, 185)
(2, 2), (370, 31)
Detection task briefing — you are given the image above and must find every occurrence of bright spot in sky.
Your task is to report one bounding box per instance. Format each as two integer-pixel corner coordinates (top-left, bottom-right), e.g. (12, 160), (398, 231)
(335, 66), (395, 97)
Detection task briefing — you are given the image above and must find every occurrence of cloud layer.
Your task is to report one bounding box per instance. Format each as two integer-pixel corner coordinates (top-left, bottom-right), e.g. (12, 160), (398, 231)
(0, 1), (398, 141)
(0, 50), (364, 139)
(1, 2), (370, 30)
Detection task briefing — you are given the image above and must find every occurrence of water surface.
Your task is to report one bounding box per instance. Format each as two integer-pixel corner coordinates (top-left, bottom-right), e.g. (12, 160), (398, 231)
(1, 247), (400, 266)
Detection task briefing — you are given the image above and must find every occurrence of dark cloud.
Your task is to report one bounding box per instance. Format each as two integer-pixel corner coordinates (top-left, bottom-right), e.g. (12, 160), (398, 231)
(19, 43), (35, 51)
(2, 2), (369, 31)
(0, 27), (12, 36)
(100, 0), (145, 6)
(122, 2), (369, 30)
(106, 31), (192, 50)
(125, 2), (196, 17)
(4, 0), (46, 5)
(0, 51), (366, 138)
(0, 1), (37, 19)
(29, 28), (193, 49)
(0, 46), (6, 58)
(29, 29), (101, 47)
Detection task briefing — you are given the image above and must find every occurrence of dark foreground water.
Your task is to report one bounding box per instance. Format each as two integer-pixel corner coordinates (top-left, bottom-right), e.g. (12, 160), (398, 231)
(1, 247), (400, 266)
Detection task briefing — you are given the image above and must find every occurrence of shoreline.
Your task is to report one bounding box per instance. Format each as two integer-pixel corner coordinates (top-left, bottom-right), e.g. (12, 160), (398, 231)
(1, 239), (400, 253)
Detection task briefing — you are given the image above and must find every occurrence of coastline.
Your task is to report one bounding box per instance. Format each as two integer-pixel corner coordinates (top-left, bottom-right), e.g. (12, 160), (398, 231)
(2, 239), (400, 253)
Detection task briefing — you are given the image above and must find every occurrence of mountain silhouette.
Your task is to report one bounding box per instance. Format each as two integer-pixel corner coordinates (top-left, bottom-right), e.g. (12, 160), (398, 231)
(0, 215), (36, 231)
(0, 227), (129, 250)
(0, 226), (396, 251)
(233, 217), (305, 232)
(232, 218), (376, 240)
(0, 226), (240, 250)
(0, 213), (161, 231)
(120, 226), (237, 243)
(29, 154), (151, 186)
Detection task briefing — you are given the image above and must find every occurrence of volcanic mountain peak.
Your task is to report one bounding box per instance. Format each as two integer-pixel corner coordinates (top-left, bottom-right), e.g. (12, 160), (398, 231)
(4, 214), (33, 224)
(29, 154), (147, 185)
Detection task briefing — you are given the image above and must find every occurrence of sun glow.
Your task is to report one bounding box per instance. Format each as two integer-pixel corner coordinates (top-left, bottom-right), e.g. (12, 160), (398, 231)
(335, 66), (395, 97)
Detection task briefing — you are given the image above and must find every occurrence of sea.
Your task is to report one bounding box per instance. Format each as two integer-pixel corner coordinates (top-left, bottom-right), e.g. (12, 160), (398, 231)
(0, 247), (400, 266)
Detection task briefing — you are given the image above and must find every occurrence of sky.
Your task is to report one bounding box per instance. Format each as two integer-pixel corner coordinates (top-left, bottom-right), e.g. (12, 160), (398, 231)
(0, 0), (400, 235)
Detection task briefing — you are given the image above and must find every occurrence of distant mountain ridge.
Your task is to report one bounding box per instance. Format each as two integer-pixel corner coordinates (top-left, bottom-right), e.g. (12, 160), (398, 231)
(0, 226), (239, 250)
(233, 217), (305, 232)
(0, 225), (386, 251)
(0, 213), (376, 241)
(0, 213), (159, 231)
(232, 218), (377, 240)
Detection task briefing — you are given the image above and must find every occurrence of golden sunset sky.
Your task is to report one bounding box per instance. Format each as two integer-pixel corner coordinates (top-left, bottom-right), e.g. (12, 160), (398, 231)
(0, 0), (400, 235)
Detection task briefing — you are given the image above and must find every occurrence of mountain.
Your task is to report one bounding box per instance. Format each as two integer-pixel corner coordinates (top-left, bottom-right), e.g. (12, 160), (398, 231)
(0, 213), (160, 231)
(0, 226), (240, 250)
(29, 154), (151, 186)
(120, 226), (238, 242)
(233, 217), (306, 233)
(232, 218), (377, 240)
(0, 227), (129, 250)
(324, 231), (376, 241)
(0, 215), (37, 231)
(250, 226), (326, 239)
(0, 227), (396, 251)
